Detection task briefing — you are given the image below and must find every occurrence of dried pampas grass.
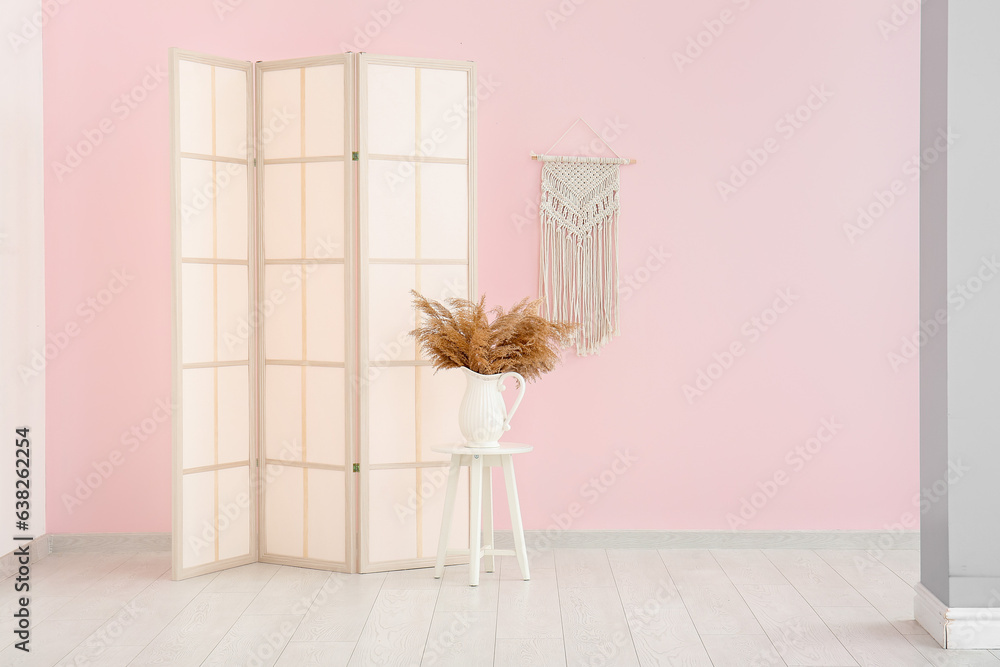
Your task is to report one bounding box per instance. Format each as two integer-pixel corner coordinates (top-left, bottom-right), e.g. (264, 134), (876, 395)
(410, 291), (578, 383)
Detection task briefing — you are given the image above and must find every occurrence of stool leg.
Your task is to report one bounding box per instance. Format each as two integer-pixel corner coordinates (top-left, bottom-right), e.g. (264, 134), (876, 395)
(501, 454), (530, 581)
(434, 456), (461, 579)
(482, 462), (494, 573)
(469, 455), (483, 587)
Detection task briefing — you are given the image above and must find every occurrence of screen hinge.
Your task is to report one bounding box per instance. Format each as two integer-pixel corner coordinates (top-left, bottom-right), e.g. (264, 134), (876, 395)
(351, 151), (359, 161)
(353, 463), (360, 473)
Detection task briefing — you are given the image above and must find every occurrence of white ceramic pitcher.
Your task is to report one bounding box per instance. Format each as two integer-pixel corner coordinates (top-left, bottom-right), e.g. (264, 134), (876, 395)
(458, 367), (526, 447)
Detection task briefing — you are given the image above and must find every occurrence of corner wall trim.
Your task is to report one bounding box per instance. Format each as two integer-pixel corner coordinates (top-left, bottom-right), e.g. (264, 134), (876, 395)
(915, 583), (1000, 649)
(0, 534), (51, 578)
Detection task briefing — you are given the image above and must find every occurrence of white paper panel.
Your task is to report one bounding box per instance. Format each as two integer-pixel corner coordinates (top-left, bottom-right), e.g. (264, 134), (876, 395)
(264, 366), (343, 465)
(305, 265), (344, 362)
(419, 264), (470, 309)
(264, 264), (303, 360)
(419, 163), (468, 259)
(368, 366), (416, 465)
(367, 264), (416, 363)
(181, 368), (215, 470)
(181, 471), (216, 568)
(178, 60), (212, 155)
(264, 365), (303, 461)
(264, 162), (345, 261)
(217, 466), (251, 560)
(304, 367), (345, 466)
(179, 159), (249, 261)
(217, 366), (250, 465)
(367, 160), (416, 259)
(265, 464), (304, 557)
(263, 163), (302, 259)
(367, 468), (418, 563)
(418, 367), (465, 461)
(217, 265), (250, 362)
(304, 162), (345, 260)
(260, 68), (302, 160)
(307, 469), (346, 562)
(179, 158), (214, 257)
(214, 66), (248, 159)
(215, 163), (249, 260)
(305, 65), (345, 157)
(181, 263), (215, 363)
(181, 367), (250, 470)
(367, 65), (416, 156)
(419, 68), (468, 160)
(421, 465), (470, 555)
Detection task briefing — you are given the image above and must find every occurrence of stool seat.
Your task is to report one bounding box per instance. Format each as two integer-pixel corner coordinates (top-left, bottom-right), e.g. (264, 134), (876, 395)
(432, 444), (534, 456)
(432, 443), (533, 586)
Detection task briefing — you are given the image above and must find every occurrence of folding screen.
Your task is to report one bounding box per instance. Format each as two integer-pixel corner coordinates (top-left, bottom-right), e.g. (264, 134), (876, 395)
(358, 55), (476, 573)
(170, 51), (256, 579)
(256, 56), (354, 572)
(171, 49), (477, 578)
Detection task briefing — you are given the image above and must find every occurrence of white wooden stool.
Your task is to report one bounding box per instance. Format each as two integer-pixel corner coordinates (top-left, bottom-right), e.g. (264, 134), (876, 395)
(432, 444), (533, 586)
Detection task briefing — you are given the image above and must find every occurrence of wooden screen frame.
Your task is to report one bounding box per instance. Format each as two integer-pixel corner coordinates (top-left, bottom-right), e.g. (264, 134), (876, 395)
(171, 49), (476, 579)
(170, 48), (258, 580)
(356, 54), (478, 573)
(254, 54), (357, 574)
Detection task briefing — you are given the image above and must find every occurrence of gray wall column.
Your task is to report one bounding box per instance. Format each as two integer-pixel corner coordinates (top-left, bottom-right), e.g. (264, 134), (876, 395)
(920, 0), (1000, 609)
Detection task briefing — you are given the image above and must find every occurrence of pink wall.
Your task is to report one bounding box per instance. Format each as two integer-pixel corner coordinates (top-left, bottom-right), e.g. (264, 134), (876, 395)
(43, 0), (920, 534)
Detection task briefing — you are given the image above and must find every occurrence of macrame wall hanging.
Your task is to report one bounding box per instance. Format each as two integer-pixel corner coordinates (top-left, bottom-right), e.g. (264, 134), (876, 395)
(532, 119), (636, 356)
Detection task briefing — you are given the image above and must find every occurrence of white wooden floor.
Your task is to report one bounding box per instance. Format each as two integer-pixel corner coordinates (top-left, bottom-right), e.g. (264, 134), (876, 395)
(1, 547), (997, 666)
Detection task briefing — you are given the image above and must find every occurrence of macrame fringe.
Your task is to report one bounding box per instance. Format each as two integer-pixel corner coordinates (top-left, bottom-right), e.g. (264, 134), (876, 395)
(538, 162), (622, 356)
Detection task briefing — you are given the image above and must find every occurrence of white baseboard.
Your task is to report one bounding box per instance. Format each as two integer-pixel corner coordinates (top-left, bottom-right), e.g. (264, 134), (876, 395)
(915, 583), (1000, 649)
(493, 529), (919, 550)
(49, 532), (170, 553)
(7, 530), (918, 574)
